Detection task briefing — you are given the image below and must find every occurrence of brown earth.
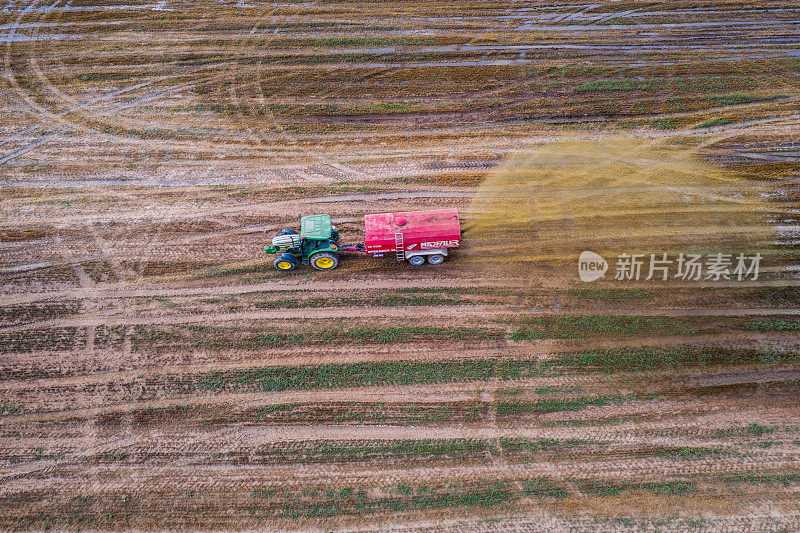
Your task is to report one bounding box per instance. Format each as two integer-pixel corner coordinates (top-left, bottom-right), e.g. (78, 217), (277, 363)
(1, 0), (800, 531)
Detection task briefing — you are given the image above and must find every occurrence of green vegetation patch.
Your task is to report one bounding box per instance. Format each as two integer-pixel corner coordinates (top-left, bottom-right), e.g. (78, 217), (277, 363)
(509, 315), (700, 340)
(723, 472), (800, 486)
(543, 347), (799, 373)
(575, 76), (755, 93)
(653, 118), (677, 130)
(521, 477), (569, 499)
(702, 93), (763, 106)
(745, 319), (800, 332)
(183, 344), (793, 393)
(254, 439), (489, 464)
(255, 473), (693, 519)
(576, 79), (654, 92)
(695, 118), (733, 129)
(252, 481), (514, 519)
(714, 423), (775, 437)
(329, 403), (482, 425)
(326, 326), (502, 344)
(195, 359), (498, 391)
(192, 325), (504, 351)
(663, 447), (728, 459)
(497, 393), (648, 416)
(0, 404), (21, 416)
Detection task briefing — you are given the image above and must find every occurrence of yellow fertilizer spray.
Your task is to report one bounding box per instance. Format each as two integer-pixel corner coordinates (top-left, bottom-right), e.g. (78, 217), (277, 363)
(464, 138), (774, 284)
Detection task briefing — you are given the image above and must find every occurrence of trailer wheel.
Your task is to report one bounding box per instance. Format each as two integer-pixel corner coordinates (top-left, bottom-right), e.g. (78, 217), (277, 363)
(427, 254), (445, 265)
(310, 252), (339, 270)
(408, 255), (426, 266)
(274, 253), (298, 271)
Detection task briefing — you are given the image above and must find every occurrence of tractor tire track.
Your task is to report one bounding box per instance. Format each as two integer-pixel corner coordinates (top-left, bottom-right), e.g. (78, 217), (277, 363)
(4, 448), (800, 492)
(0, 277), (520, 305)
(1, 304), (798, 333)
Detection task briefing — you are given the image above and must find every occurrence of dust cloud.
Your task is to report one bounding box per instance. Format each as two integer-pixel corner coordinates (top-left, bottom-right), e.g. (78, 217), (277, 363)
(464, 138), (774, 282)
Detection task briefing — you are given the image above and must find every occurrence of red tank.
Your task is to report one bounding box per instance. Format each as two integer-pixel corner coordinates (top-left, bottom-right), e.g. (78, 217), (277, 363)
(364, 209), (461, 254)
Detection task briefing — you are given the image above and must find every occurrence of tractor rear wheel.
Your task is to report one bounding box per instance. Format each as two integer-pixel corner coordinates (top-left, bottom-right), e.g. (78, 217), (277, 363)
(310, 252), (339, 271)
(427, 254), (445, 265)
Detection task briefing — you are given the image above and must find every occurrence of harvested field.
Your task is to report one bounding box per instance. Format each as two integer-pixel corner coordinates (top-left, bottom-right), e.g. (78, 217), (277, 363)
(2, 0), (800, 531)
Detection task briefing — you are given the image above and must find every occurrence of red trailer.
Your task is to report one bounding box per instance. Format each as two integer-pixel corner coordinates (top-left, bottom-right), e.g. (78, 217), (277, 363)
(362, 208), (461, 265)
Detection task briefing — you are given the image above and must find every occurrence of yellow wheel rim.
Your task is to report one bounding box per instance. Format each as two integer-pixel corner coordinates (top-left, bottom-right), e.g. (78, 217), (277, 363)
(315, 257), (335, 268)
(277, 261), (293, 270)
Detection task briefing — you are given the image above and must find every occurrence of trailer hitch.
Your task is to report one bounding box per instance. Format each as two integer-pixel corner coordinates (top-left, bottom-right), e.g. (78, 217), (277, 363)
(339, 242), (367, 253)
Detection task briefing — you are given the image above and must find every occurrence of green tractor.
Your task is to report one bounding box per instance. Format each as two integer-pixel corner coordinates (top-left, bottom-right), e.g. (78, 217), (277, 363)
(264, 214), (340, 271)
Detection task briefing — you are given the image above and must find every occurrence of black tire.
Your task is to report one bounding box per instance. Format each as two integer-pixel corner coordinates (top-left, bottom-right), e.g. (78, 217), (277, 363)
(427, 254), (445, 265)
(310, 251), (339, 271)
(408, 255), (426, 266)
(274, 253), (298, 271)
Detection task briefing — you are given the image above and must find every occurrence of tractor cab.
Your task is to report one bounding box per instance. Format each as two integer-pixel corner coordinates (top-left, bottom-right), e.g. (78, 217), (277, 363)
(264, 214), (340, 271)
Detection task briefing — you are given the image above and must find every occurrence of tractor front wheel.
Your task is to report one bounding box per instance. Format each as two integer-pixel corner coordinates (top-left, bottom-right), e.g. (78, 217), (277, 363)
(274, 253), (298, 271)
(310, 252), (339, 271)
